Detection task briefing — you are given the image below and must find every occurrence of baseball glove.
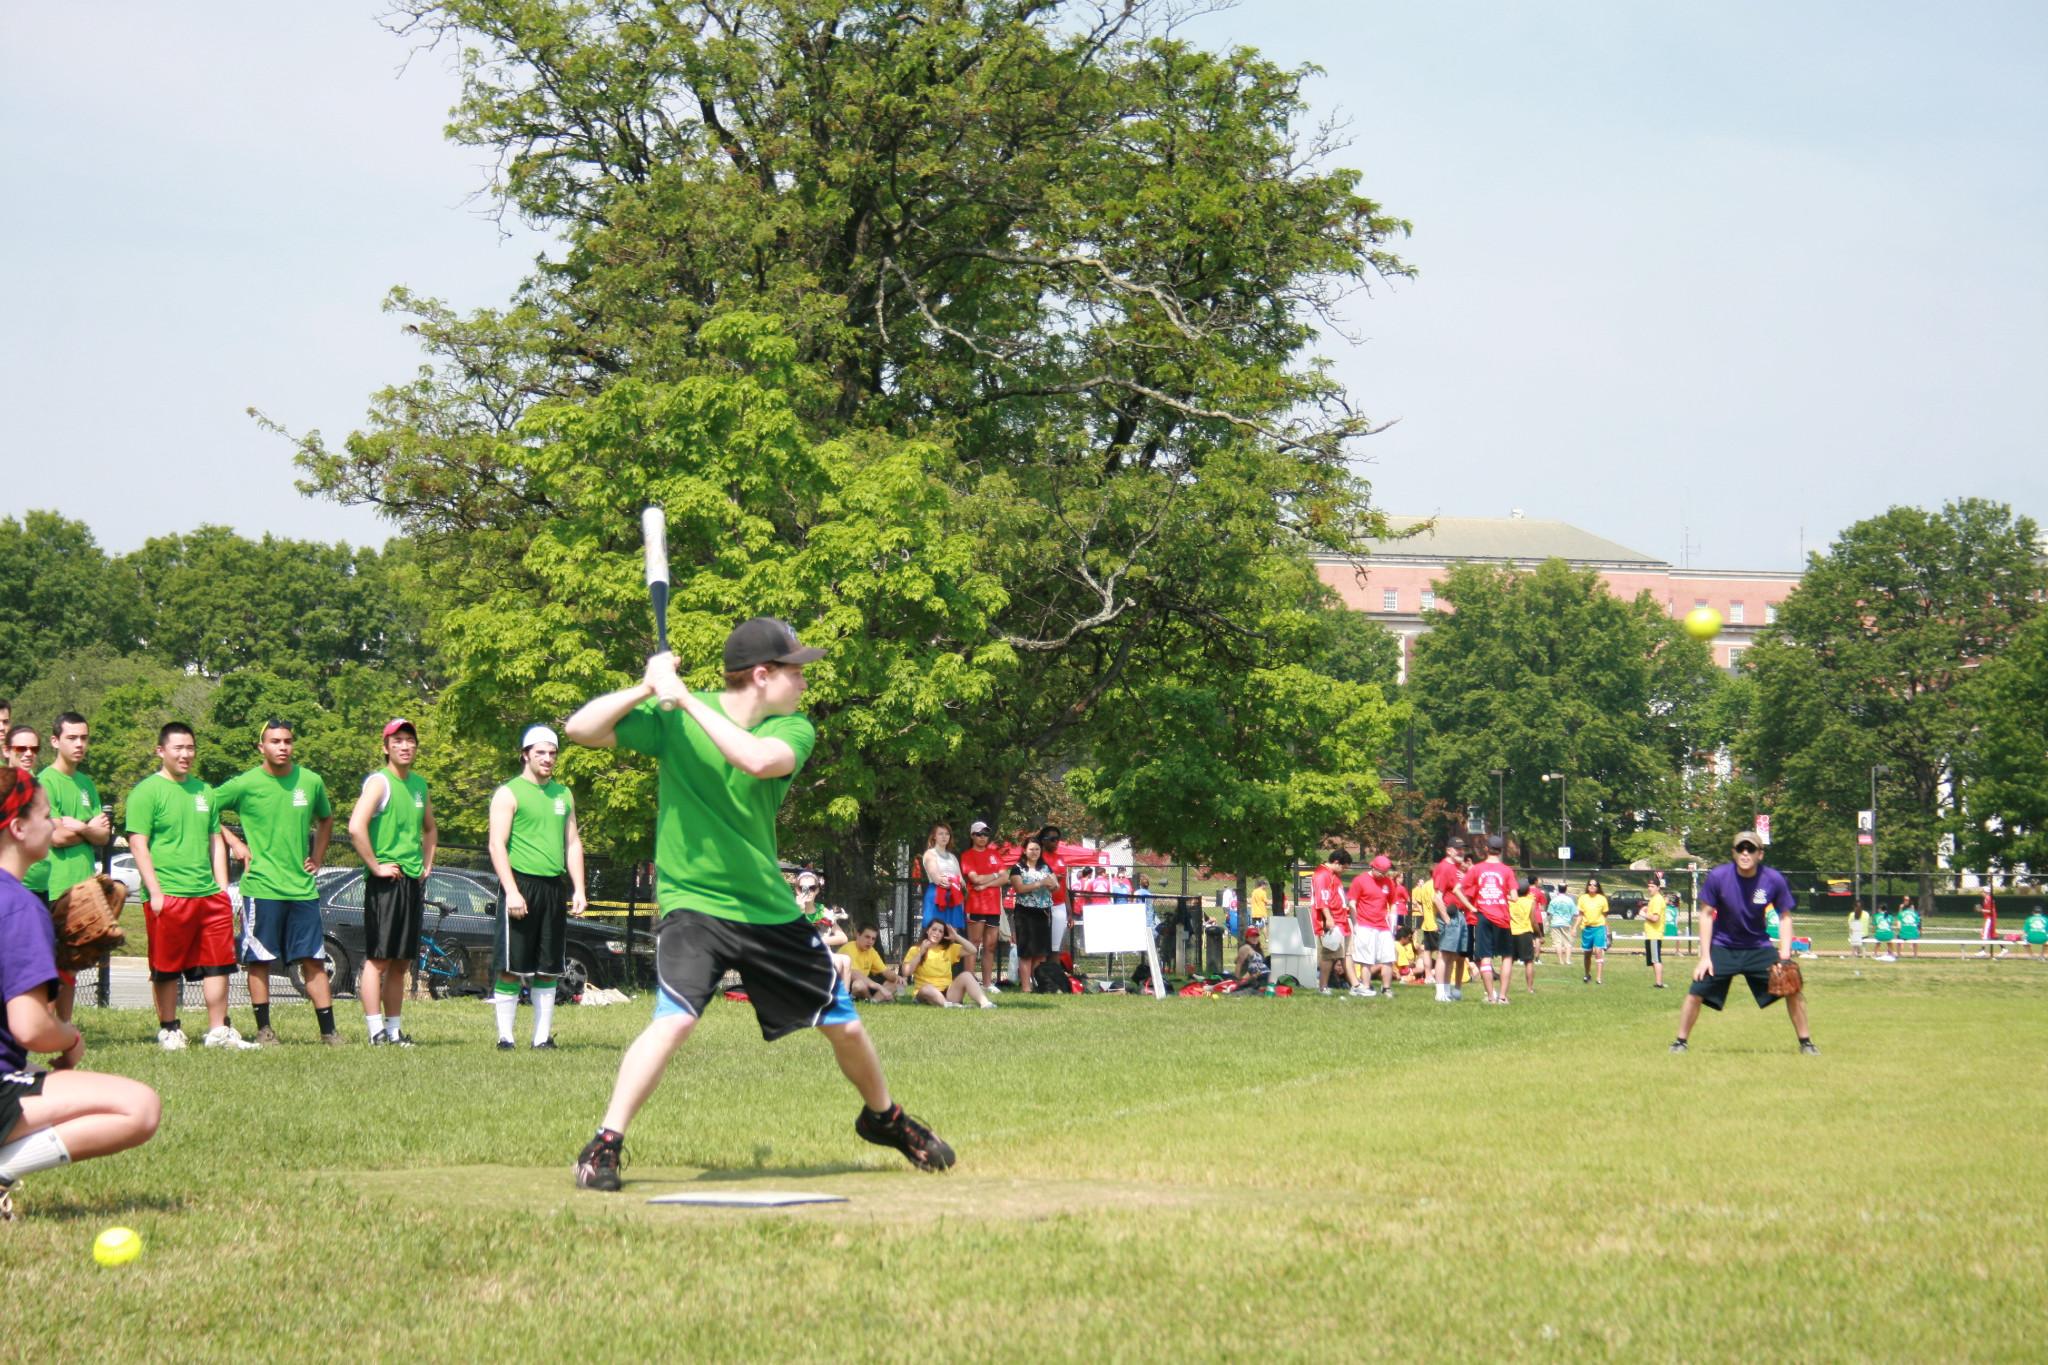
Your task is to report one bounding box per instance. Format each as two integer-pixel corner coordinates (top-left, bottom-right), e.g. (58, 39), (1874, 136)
(50, 875), (128, 971)
(1767, 958), (1803, 998)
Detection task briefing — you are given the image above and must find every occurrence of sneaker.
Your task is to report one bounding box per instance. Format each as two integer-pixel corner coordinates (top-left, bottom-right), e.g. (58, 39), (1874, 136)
(854, 1103), (956, 1173)
(1583, 975), (1591, 983)
(386, 1032), (416, 1048)
(496, 1039), (516, 1051)
(574, 1132), (625, 1192)
(1318, 987), (1332, 996)
(320, 1032), (347, 1047)
(253, 1026), (282, 1048)
(1799, 1039), (1820, 1056)
(157, 1027), (187, 1052)
(203, 1025), (260, 1051)
(985, 982), (1001, 996)
(533, 1037), (558, 1049)
(978, 1000), (997, 1010)
(0, 1180), (13, 1222)
(1670, 1039), (1688, 1053)
(368, 1033), (388, 1046)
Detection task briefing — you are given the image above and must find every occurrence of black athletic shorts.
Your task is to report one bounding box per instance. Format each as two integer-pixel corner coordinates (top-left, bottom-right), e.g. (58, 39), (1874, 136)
(1509, 931), (1536, 963)
(0, 1068), (50, 1145)
(363, 872), (424, 962)
(1473, 918), (1511, 963)
(497, 871), (569, 978)
(653, 908), (857, 1042)
(1687, 946), (1783, 1011)
(1645, 938), (1663, 966)
(1422, 929), (1441, 951)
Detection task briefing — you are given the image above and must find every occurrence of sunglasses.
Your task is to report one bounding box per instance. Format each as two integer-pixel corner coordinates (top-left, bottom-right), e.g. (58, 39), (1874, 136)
(7, 743), (39, 755)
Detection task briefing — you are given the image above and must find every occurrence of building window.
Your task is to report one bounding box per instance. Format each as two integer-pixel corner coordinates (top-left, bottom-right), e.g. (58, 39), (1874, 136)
(1420, 590), (1436, 611)
(1766, 603), (1778, 624)
(1694, 598), (1709, 610)
(1381, 588), (1399, 611)
(1727, 646), (1747, 670)
(1729, 601), (1745, 624)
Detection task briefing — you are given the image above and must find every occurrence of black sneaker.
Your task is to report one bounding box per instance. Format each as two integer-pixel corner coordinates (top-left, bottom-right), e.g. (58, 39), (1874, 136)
(368, 1034), (387, 1047)
(855, 1103), (955, 1173)
(496, 1039), (516, 1051)
(575, 1132), (624, 1191)
(1669, 1039), (1688, 1053)
(1799, 1039), (1820, 1056)
(388, 1032), (416, 1049)
(532, 1038), (557, 1050)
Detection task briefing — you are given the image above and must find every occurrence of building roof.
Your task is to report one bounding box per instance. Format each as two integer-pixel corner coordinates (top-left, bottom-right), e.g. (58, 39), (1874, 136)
(1358, 516), (1666, 566)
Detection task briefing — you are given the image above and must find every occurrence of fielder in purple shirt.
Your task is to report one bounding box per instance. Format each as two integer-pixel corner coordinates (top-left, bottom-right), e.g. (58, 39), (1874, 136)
(0, 767), (161, 1222)
(1669, 828), (1817, 1056)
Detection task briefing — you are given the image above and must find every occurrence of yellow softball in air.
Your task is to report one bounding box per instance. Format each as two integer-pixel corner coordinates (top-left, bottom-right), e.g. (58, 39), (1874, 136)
(1682, 606), (1723, 641)
(93, 1226), (142, 1267)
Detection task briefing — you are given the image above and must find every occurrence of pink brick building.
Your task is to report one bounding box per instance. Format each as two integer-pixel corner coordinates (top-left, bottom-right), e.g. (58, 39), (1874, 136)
(1317, 514), (1803, 680)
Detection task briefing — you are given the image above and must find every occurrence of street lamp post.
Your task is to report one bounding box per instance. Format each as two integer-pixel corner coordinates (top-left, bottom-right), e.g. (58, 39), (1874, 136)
(1870, 763), (1889, 919)
(1542, 772), (1568, 870)
(1490, 768), (1506, 853)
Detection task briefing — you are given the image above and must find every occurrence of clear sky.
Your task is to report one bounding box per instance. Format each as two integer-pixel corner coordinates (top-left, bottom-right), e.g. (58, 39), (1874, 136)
(3, 2), (2042, 569)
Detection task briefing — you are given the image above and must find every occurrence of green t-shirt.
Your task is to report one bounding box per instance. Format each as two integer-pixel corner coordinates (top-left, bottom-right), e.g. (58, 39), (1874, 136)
(502, 776), (573, 877)
(22, 766), (102, 899)
(366, 767), (430, 878)
(1764, 906), (1781, 939)
(614, 695), (816, 924)
(125, 773), (222, 897)
(1899, 908), (1921, 938)
(2026, 912), (2047, 943)
(214, 764), (332, 901)
(1874, 911), (1895, 940)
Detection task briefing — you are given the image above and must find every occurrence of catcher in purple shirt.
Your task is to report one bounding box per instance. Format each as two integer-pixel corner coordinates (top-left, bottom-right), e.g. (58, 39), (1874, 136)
(1670, 829), (1817, 1055)
(0, 767), (161, 1221)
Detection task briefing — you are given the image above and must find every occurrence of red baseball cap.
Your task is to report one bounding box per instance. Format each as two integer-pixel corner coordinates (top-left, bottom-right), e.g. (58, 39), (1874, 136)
(382, 718), (417, 739)
(1371, 855), (1392, 872)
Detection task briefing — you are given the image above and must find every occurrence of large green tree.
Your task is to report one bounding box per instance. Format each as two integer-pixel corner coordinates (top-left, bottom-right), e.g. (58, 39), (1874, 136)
(1405, 559), (1723, 864)
(1741, 499), (2045, 885)
(1955, 610), (2048, 876)
(276, 1), (1415, 911)
(0, 511), (139, 695)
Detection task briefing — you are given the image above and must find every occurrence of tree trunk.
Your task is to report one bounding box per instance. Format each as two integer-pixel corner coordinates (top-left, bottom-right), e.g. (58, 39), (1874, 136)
(823, 817), (889, 942)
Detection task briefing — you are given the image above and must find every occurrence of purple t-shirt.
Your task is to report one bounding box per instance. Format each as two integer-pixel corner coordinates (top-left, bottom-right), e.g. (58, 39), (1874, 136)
(0, 868), (60, 1074)
(1699, 862), (1796, 952)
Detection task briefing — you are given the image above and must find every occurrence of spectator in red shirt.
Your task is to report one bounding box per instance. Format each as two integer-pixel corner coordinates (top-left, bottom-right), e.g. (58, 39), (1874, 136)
(1454, 836), (1517, 1005)
(1432, 836), (1471, 1002)
(1347, 854), (1409, 997)
(1310, 850), (1353, 995)
(958, 820), (1009, 995)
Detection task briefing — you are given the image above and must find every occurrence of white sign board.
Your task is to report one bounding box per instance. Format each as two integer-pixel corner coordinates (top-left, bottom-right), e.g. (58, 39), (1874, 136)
(1557, 846), (1572, 862)
(1756, 814), (1772, 845)
(1083, 902), (1166, 999)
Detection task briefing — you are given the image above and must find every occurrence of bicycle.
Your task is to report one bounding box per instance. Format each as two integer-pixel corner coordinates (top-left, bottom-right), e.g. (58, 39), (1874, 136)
(413, 916), (471, 1000)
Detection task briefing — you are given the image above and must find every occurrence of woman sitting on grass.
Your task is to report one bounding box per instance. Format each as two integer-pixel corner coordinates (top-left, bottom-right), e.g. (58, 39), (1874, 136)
(0, 766), (162, 1221)
(903, 920), (996, 1009)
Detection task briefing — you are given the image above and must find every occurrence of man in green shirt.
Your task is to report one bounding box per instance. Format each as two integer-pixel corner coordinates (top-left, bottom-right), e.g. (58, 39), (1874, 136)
(346, 719), (437, 1047)
(486, 725), (588, 1050)
(215, 720), (337, 1047)
(127, 722), (257, 1051)
(23, 713), (112, 1021)
(567, 617), (952, 1191)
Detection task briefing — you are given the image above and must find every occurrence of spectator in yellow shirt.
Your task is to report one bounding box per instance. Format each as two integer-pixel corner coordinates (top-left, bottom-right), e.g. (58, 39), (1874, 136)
(903, 920), (994, 1009)
(1641, 887), (1668, 988)
(1410, 877), (1439, 979)
(838, 925), (901, 1003)
(1572, 879), (1611, 985)
(1507, 885), (1539, 995)
(1248, 878), (1271, 927)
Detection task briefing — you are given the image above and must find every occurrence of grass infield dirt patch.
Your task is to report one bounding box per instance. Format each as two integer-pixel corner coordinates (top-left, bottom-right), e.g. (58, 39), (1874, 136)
(3, 953), (2043, 1360)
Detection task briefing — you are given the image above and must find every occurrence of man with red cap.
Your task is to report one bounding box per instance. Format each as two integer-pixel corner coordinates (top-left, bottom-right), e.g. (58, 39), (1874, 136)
(1347, 854), (1409, 997)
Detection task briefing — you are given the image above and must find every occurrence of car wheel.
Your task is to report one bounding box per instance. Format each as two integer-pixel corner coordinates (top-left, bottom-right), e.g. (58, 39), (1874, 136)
(320, 938), (356, 999)
(561, 949), (595, 1002)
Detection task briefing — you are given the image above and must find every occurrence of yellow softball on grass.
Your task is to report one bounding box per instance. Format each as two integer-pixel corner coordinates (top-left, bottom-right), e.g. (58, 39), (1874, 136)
(93, 1226), (142, 1267)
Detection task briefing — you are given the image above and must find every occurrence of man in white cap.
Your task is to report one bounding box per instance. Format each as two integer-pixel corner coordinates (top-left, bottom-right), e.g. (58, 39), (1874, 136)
(486, 725), (588, 1049)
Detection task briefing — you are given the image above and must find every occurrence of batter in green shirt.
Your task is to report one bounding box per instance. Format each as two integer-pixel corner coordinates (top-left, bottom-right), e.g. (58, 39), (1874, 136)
(214, 763), (332, 901)
(615, 694), (816, 924)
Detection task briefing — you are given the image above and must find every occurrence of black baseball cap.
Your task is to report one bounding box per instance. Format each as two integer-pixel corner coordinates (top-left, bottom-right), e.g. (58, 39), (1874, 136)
(723, 617), (826, 671)
(1486, 834), (1504, 852)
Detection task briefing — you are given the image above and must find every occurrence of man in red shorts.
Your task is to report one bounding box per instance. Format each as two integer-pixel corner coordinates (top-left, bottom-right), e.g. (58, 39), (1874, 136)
(126, 723), (257, 1051)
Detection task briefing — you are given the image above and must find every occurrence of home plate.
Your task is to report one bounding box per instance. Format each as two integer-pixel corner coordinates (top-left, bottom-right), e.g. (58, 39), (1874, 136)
(647, 1190), (849, 1208)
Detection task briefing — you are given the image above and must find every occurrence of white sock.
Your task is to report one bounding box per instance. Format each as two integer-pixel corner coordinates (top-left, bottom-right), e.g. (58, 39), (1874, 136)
(365, 1012), (384, 1040)
(532, 983), (557, 1045)
(386, 1015), (403, 1040)
(494, 990), (518, 1043)
(0, 1126), (73, 1182)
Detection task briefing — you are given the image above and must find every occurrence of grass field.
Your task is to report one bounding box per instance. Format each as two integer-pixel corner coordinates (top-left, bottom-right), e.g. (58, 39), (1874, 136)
(6, 952), (2045, 1361)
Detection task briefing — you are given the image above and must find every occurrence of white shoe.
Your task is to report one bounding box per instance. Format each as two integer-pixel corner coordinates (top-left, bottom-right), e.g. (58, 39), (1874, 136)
(941, 1001), (964, 1009)
(158, 1027), (187, 1052)
(979, 1000), (998, 1010)
(986, 982), (1002, 995)
(203, 1025), (260, 1051)
(1360, 987), (1377, 998)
